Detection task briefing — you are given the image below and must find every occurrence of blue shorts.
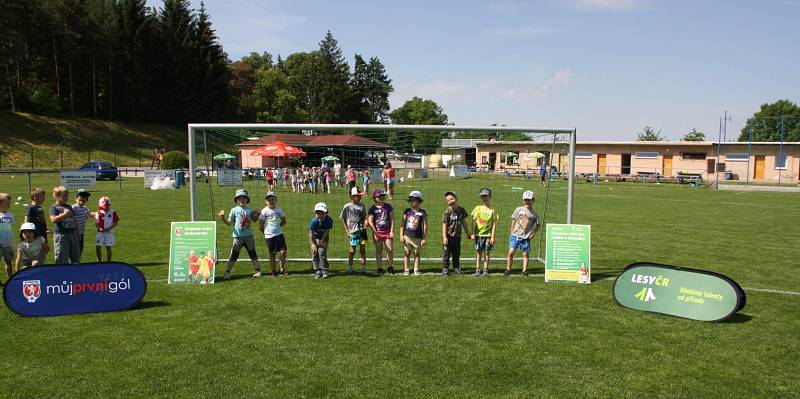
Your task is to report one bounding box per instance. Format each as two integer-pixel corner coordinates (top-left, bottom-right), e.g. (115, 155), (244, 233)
(475, 236), (493, 252)
(350, 229), (368, 246)
(509, 235), (530, 253)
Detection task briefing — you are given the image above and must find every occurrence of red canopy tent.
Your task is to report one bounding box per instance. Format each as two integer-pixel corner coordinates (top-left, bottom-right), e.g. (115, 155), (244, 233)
(250, 140), (306, 167)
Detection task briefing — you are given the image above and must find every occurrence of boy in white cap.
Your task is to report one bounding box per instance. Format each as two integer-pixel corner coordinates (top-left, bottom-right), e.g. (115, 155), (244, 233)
(400, 190), (427, 275)
(258, 191), (288, 276)
(93, 195), (119, 263)
(309, 202), (333, 278)
(16, 222), (49, 270)
(470, 188), (497, 275)
(340, 187), (368, 274)
(506, 190), (540, 276)
(219, 189), (262, 279)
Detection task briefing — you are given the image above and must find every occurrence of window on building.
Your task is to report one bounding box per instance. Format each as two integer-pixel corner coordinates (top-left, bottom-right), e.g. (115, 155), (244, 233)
(682, 152), (707, 160)
(775, 153), (788, 169)
(481, 156), (488, 164)
(575, 152), (593, 159)
(635, 152), (658, 159)
(724, 153), (749, 162)
(499, 154), (506, 164)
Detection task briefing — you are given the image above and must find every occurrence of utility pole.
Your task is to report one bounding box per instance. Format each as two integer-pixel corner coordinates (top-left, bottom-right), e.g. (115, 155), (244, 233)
(722, 110), (731, 141)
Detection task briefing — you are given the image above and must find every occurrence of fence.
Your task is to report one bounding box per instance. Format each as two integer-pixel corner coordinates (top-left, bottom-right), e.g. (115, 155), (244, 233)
(0, 146), (160, 169)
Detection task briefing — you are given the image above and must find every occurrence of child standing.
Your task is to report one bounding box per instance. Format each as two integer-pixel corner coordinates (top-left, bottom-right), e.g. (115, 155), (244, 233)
(361, 170), (370, 194)
(346, 166), (357, 191)
(441, 191), (470, 276)
(94, 196), (120, 263)
(49, 186), (80, 264)
(283, 167), (290, 189)
(72, 189), (92, 259)
(15, 223), (48, 270)
(367, 189), (394, 274)
(340, 187), (368, 274)
(219, 189), (263, 279)
(0, 193), (14, 279)
(258, 191), (288, 276)
(291, 169), (299, 192)
(324, 168), (332, 194)
(400, 191), (427, 276)
(24, 188), (48, 245)
(470, 188), (497, 276)
(309, 202), (333, 279)
(266, 168), (275, 191)
(506, 190), (540, 276)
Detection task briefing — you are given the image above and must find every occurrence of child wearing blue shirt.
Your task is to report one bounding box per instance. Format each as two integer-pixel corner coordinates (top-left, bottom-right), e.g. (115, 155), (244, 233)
(309, 202), (333, 279)
(219, 189), (262, 279)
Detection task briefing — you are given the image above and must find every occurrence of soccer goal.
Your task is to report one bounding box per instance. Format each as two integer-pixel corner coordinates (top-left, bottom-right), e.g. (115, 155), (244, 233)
(186, 123), (576, 264)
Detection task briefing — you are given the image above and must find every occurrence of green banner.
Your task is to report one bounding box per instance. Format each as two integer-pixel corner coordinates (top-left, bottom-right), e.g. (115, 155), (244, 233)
(613, 263), (746, 322)
(545, 224), (591, 283)
(168, 222), (218, 285)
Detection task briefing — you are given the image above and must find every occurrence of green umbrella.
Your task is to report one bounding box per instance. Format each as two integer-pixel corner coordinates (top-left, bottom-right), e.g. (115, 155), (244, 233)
(503, 151), (519, 158)
(530, 152), (546, 159)
(322, 155), (339, 161)
(213, 153), (236, 161)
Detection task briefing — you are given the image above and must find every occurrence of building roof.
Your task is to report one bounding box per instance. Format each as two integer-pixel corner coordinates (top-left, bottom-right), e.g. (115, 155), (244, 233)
(237, 133), (388, 148)
(476, 140), (800, 147)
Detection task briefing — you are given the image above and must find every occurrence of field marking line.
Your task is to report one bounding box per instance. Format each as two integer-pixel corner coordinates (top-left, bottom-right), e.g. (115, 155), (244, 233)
(743, 287), (800, 296)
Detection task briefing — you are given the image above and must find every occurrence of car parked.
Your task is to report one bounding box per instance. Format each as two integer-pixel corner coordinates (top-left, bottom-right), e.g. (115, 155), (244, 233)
(79, 161), (119, 180)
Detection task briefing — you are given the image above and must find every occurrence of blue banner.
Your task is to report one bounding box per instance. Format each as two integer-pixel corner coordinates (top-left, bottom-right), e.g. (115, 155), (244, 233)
(3, 262), (147, 317)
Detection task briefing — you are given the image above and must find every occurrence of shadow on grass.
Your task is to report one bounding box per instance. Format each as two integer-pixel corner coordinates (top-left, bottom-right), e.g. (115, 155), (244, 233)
(721, 313), (752, 324)
(131, 262), (165, 267)
(591, 271), (622, 282)
(130, 301), (170, 311)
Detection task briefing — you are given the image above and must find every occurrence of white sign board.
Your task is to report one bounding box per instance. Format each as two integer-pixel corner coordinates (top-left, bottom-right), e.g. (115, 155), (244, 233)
(59, 171), (97, 189)
(218, 169), (243, 186)
(144, 170), (176, 188)
(449, 165), (469, 178)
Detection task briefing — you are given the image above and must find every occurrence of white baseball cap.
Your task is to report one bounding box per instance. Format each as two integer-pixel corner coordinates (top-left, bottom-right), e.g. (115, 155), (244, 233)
(523, 190), (535, 200)
(408, 190), (423, 202)
(350, 187), (361, 196)
(20, 222), (36, 231)
(314, 202), (328, 212)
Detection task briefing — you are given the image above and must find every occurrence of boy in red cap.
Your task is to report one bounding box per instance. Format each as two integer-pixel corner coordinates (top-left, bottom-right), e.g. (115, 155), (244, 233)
(94, 196), (120, 262)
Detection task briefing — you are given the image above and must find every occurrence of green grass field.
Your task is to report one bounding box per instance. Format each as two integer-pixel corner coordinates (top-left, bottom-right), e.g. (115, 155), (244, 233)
(0, 175), (798, 398)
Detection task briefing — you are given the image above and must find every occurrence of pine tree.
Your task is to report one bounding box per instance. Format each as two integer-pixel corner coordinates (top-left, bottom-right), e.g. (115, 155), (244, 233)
(366, 56), (392, 124)
(194, 1), (231, 121)
(315, 31), (350, 123)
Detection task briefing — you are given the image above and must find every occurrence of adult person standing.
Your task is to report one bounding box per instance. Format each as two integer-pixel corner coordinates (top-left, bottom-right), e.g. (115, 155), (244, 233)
(332, 161), (342, 187)
(383, 163), (396, 200)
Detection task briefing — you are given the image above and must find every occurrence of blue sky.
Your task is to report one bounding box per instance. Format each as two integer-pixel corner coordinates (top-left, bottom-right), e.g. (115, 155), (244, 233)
(150, 0), (799, 140)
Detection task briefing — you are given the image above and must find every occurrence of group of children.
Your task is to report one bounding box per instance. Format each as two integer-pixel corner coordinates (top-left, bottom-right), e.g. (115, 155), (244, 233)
(0, 186), (119, 281)
(217, 184), (540, 280)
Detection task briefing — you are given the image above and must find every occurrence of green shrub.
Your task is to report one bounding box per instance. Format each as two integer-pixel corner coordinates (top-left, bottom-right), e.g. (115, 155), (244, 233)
(30, 85), (61, 115)
(160, 151), (188, 169)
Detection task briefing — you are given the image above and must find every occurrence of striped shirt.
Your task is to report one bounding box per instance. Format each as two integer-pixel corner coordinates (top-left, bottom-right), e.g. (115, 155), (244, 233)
(72, 204), (91, 235)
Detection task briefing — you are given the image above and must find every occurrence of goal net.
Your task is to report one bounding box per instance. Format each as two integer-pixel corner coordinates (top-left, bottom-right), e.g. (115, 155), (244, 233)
(187, 124), (576, 264)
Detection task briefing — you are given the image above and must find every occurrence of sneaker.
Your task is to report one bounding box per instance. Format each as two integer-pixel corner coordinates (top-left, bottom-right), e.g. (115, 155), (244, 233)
(270, 271), (278, 277)
(314, 273), (321, 279)
(454, 268), (462, 275)
(404, 269), (410, 276)
(281, 270), (289, 276)
(252, 271), (262, 278)
(360, 266), (367, 275)
(223, 271), (231, 280)
(414, 269), (421, 276)
(322, 272), (329, 279)
(442, 268), (449, 276)
(503, 270), (511, 276)
(200, 280), (207, 285)
(522, 270), (529, 277)
(377, 268), (385, 274)
(347, 267), (355, 275)
(482, 269), (489, 276)
(474, 269), (481, 276)
(387, 266), (394, 275)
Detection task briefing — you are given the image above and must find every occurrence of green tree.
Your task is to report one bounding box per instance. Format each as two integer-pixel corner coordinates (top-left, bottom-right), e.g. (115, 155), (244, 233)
(681, 129), (705, 141)
(636, 126), (666, 141)
(193, 1), (231, 121)
(389, 97), (449, 153)
(365, 57), (393, 123)
(739, 99), (800, 142)
(315, 31), (350, 123)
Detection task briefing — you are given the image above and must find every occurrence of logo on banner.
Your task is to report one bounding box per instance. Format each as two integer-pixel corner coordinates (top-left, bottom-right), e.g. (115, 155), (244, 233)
(175, 227), (183, 237)
(23, 280), (41, 303)
(634, 287), (656, 302)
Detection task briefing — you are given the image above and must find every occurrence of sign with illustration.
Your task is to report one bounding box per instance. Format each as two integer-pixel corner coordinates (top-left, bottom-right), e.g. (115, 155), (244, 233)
(168, 221), (217, 284)
(59, 171), (97, 189)
(144, 170), (176, 188)
(613, 262), (746, 322)
(217, 169), (243, 186)
(545, 224), (591, 283)
(3, 262), (146, 317)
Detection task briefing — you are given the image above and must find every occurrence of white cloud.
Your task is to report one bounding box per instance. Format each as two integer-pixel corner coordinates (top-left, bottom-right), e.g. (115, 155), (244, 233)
(497, 68), (573, 100)
(568, 0), (643, 10)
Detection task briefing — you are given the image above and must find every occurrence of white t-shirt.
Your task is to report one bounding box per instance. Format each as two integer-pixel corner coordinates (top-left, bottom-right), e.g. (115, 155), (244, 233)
(259, 207), (285, 238)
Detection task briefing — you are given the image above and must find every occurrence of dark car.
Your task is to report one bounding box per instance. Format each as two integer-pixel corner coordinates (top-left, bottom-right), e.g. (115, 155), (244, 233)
(80, 161), (119, 180)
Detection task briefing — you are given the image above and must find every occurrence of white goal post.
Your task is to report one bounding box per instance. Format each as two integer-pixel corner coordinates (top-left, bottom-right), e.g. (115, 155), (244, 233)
(186, 123), (577, 225)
